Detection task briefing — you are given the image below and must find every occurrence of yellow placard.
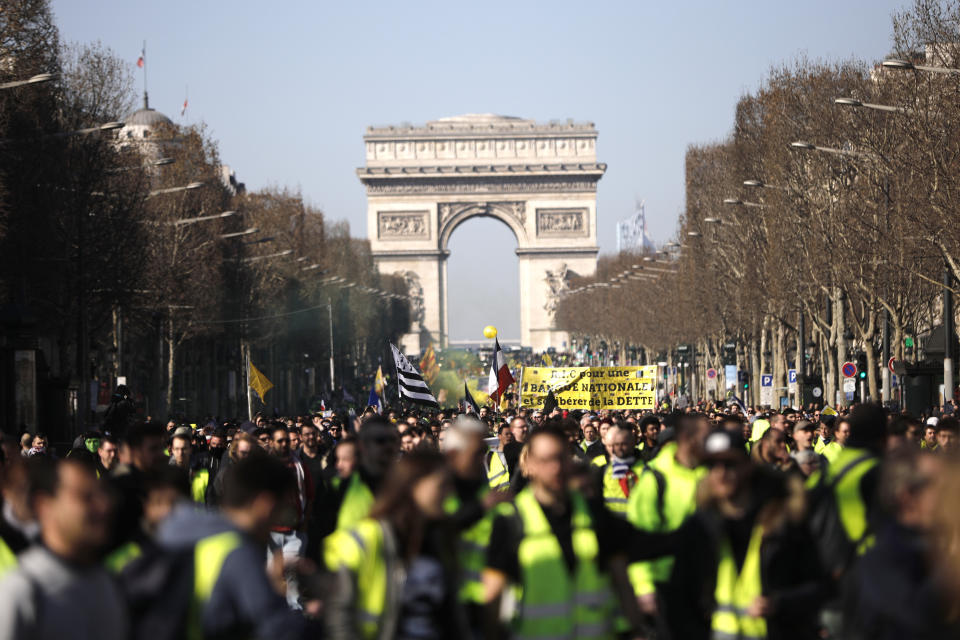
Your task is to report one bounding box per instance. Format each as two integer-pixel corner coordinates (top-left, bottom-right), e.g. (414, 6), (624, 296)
(520, 366), (658, 410)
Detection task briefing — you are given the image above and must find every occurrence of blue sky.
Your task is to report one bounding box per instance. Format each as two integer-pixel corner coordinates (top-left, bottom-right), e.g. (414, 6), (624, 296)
(53, 0), (907, 341)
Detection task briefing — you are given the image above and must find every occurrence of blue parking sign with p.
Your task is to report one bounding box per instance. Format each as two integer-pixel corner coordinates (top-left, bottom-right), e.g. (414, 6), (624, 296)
(788, 369), (797, 384)
(761, 374), (773, 387)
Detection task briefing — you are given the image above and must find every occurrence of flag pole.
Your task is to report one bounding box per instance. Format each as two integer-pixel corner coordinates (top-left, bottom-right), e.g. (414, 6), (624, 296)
(142, 40), (148, 109)
(245, 342), (253, 421)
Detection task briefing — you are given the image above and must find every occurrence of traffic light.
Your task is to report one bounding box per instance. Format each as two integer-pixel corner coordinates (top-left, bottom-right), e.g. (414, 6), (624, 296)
(859, 370), (866, 380)
(743, 381), (749, 390)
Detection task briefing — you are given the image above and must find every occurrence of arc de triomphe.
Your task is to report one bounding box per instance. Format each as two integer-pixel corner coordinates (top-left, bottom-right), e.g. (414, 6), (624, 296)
(358, 114), (604, 353)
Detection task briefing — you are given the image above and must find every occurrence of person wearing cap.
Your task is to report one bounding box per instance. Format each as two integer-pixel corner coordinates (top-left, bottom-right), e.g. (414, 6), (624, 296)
(921, 418), (938, 449)
(790, 420), (826, 481)
(441, 416), (506, 632)
(626, 413), (709, 620)
(666, 429), (825, 640)
(168, 427), (211, 505)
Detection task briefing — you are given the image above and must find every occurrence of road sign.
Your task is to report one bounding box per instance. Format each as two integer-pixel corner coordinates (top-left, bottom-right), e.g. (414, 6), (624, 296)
(888, 357), (896, 373)
(787, 369), (797, 394)
(841, 361), (858, 378)
(812, 386), (823, 398)
(843, 378), (856, 393)
(760, 373), (773, 406)
(706, 368), (717, 379)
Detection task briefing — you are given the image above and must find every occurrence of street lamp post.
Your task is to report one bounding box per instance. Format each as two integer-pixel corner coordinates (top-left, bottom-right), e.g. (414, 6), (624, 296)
(328, 297), (335, 393)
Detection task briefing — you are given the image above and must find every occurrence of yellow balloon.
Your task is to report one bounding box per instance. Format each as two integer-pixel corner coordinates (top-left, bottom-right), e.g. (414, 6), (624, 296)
(483, 325), (498, 339)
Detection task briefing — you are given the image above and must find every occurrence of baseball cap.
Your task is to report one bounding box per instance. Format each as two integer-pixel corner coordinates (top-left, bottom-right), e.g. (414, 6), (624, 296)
(794, 420), (816, 432)
(703, 429), (747, 462)
(926, 416), (940, 427)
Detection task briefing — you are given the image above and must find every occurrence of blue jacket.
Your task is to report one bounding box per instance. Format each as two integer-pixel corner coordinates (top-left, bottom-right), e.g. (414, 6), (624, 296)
(157, 503), (305, 640)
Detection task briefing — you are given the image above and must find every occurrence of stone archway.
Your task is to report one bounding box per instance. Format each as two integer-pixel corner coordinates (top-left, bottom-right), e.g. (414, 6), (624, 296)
(358, 114), (604, 352)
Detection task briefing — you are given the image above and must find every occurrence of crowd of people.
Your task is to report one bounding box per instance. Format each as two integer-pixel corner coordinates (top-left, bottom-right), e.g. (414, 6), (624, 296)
(0, 398), (958, 639)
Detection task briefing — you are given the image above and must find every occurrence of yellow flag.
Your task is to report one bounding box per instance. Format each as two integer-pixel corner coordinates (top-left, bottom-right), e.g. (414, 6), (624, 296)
(542, 353), (554, 367)
(821, 405), (838, 417)
(249, 360), (274, 402)
(375, 365), (386, 394)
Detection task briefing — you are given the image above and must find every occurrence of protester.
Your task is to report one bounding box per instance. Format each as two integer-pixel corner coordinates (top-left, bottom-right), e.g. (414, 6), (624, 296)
(484, 424), (674, 639)
(0, 458), (127, 640)
(97, 435), (119, 476)
(325, 449), (467, 639)
(666, 430), (826, 640)
(0, 459), (36, 575)
(150, 453), (309, 639)
(319, 416), (399, 537)
(268, 425), (313, 609)
(848, 448), (960, 638)
(627, 413), (709, 619)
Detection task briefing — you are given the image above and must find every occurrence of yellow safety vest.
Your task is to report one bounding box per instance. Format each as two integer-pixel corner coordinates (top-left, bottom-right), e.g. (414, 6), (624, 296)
(601, 460), (644, 516)
(626, 442), (705, 596)
(513, 488), (615, 640)
(324, 519), (389, 640)
(711, 524), (767, 640)
(191, 469), (210, 504)
(188, 530), (243, 640)
(826, 447), (879, 552)
(0, 537), (17, 577)
(822, 441), (843, 465)
(104, 541), (142, 573)
(336, 473), (376, 532)
(485, 450), (511, 492)
(444, 492), (494, 605)
(814, 438), (828, 454)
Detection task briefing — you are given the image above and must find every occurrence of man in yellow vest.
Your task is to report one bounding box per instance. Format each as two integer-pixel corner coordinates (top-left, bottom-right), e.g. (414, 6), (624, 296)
(626, 413), (709, 619)
(0, 459), (35, 576)
(666, 430), (825, 640)
(152, 453), (308, 639)
(483, 425), (672, 639)
(169, 429), (210, 504)
(319, 416), (399, 538)
(821, 417), (850, 464)
(600, 423), (646, 517)
(485, 423), (513, 491)
(812, 403), (885, 637)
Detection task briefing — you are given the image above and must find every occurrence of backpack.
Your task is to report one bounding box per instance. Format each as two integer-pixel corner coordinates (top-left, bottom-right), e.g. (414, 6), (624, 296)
(807, 453), (874, 577)
(117, 545), (196, 640)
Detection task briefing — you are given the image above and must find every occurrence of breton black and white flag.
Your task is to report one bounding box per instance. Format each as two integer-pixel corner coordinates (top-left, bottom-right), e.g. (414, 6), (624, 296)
(390, 343), (439, 408)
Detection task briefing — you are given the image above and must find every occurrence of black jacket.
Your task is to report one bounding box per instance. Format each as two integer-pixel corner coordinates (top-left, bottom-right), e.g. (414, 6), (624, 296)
(845, 522), (960, 640)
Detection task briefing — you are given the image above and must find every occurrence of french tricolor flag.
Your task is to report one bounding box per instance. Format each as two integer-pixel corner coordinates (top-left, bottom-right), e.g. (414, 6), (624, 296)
(487, 338), (515, 405)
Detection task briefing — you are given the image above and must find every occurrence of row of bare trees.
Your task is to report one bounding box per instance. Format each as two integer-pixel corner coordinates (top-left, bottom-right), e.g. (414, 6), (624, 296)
(557, 0), (960, 410)
(0, 0), (409, 433)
